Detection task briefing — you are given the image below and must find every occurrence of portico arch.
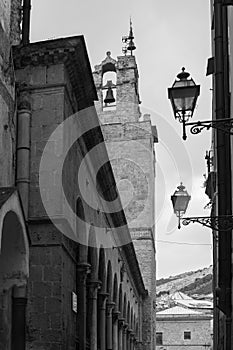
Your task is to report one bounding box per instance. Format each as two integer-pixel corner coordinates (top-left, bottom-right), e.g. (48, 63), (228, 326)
(0, 211), (28, 289)
(0, 204), (29, 350)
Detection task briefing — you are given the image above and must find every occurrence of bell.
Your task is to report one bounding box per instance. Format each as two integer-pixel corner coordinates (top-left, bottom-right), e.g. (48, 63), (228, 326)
(104, 86), (115, 104)
(127, 39), (136, 52)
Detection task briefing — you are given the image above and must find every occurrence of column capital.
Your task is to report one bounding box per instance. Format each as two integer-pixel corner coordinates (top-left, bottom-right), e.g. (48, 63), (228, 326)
(98, 292), (109, 309)
(77, 262), (91, 273)
(87, 280), (102, 300)
(113, 310), (121, 322)
(77, 262), (91, 284)
(127, 328), (133, 335)
(130, 332), (135, 338)
(123, 322), (129, 333)
(118, 317), (125, 329)
(107, 301), (116, 310)
(98, 291), (109, 298)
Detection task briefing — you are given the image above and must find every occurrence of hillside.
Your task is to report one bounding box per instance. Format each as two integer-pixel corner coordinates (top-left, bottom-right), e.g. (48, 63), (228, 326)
(156, 266), (213, 310)
(157, 265), (213, 295)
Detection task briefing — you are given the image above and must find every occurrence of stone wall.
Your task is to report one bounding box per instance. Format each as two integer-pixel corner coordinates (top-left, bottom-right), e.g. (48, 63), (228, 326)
(0, 289), (12, 350)
(156, 317), (213, 350)
(14, 38), (145, 349)
(0, 0), (19, 188)
(94, 52), (157, 350)
(27, 226), (77, 350)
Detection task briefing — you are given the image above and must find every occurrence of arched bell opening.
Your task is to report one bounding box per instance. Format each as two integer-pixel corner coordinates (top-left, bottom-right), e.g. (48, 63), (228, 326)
(0, 210), (28, 350)
(102, 70), (117, 111)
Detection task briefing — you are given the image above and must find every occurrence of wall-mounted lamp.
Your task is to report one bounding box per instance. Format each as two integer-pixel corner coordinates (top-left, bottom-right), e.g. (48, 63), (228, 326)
(168, 68), (233, 140)
(171, 183), (191, 229)
(171, 183), (233, 231)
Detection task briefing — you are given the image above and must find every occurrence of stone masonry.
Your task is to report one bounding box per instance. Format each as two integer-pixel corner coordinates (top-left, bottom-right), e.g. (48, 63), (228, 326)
(93, 51), (158, 350)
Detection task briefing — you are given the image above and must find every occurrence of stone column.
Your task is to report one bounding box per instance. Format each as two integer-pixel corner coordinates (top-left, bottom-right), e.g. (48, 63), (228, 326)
(118, 318), (125, 350)
(106, 302), (115, 350)
(87, 280), (101, 350)
(112, 310), (120, 350)
(98, 292), (109, 350)
(127, 329), (133, 350)
(11, 285), (27, 350)
(77, 263), (91, 350)
(130, 332), (135, 350)
(123, 323), (129, 350)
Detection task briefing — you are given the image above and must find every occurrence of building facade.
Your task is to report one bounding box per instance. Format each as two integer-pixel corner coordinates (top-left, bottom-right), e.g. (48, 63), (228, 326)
(93, 46), (158, 350)
(156, 306), (213, 350)
(0, 1), (30, 349)
(206, 1), (233, 349)
(0, 2), (156, 350)
(13, 35), (148, 350)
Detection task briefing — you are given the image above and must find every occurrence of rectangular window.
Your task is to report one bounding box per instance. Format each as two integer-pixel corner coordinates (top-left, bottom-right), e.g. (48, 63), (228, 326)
(156, 332), (163, 345)
(184, 331), (191, 340)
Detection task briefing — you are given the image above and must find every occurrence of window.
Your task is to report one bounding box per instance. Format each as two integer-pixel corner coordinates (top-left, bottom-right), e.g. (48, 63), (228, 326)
(156, 332), (163, 345)
(184, 331), (191, 340)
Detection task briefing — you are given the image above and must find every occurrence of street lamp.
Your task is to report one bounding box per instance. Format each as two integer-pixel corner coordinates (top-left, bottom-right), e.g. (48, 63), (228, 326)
(168, 68), (233, 140)
(168, 67), (200, 140)
(171, 183), (191, 229)
(171, 183), (233, 231)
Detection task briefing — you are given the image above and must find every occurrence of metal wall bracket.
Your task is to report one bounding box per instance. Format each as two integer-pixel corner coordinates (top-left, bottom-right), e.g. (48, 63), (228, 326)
(182, 215), (233, 231)
(181, 118), (233, 140)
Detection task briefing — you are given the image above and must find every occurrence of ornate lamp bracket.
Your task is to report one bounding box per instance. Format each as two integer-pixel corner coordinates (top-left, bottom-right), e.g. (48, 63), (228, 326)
(183, 118), (233, 140)
(182, 215), (233, 231)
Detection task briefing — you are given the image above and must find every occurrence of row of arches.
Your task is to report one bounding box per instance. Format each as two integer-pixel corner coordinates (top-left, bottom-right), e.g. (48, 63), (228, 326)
(76, 188), (141, 350)
(77, 243), (140, 350)
(83, 243), (140, 331)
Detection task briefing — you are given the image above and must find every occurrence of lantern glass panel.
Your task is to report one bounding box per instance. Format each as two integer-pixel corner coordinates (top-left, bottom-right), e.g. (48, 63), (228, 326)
(170, 86), (198, 112)
(171, 194), (190, 213)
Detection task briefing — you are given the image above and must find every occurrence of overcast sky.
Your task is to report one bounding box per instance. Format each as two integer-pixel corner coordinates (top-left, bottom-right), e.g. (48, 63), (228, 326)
(31, 0), (213, 278)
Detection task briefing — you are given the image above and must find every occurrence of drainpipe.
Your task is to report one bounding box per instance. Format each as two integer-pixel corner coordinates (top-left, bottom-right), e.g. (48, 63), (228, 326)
(21, 0), (31, 45)
(16, 89), (31, 220)
(214, 0), (232, 349)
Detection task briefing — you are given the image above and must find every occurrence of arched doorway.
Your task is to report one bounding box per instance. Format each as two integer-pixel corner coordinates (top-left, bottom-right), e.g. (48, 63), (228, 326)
(0, 207), (29, 350)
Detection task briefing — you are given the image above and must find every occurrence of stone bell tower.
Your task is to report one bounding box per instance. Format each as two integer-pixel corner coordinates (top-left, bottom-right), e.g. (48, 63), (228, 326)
(93, 23), (158, 350)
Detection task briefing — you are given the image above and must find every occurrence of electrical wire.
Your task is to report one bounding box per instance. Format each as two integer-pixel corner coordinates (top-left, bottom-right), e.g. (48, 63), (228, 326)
(155, 239), (212, 246)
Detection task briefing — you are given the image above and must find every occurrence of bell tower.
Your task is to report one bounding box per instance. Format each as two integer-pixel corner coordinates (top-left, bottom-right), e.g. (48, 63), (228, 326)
(93, 22), (141, 125)
(93, 22), (158, 350)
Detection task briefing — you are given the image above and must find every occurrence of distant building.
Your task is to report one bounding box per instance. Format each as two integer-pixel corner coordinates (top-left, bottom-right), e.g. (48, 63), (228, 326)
(171, 291), (213, 315)
(156, 306), (213, 350)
